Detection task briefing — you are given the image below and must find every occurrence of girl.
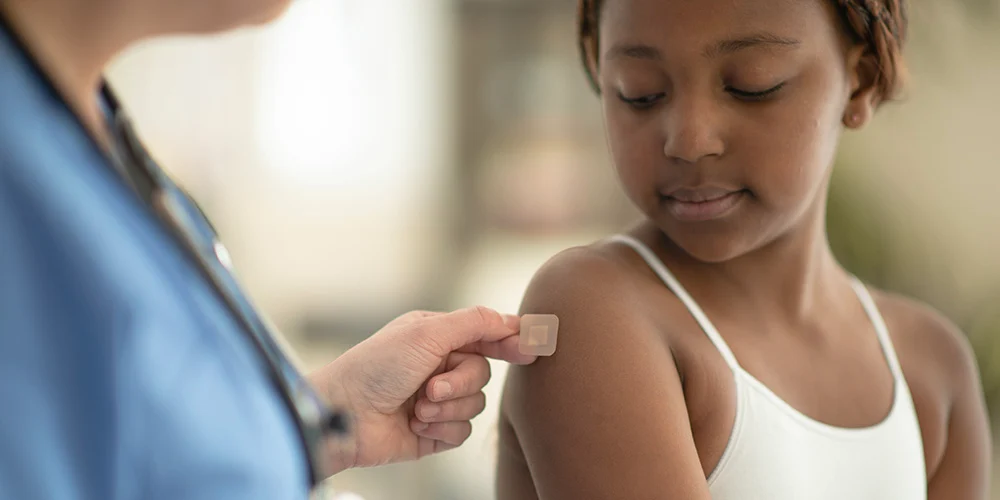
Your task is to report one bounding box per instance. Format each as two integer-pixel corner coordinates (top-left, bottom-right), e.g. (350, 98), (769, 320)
(497, 0), (991, 498)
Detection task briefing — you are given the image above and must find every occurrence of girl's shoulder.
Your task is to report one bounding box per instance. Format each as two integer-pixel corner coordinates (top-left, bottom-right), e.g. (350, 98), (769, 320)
(519, 236), (673, 314)
(868, 288), (978, 394)
(866, 288), (988, 483)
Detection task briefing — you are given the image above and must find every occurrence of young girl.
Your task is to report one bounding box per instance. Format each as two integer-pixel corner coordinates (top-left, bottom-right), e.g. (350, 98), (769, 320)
(497, 0), (991, 498)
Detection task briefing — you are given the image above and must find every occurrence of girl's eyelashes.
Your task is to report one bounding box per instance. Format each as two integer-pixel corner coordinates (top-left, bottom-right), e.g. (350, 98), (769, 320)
(616, 91), (666, 110)
(726, 82), (787, 102)
(615, 81), (788, 109)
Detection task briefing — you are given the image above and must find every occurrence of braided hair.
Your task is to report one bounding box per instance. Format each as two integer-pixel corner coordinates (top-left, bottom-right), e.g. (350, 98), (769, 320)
(577, 0), (908, 104)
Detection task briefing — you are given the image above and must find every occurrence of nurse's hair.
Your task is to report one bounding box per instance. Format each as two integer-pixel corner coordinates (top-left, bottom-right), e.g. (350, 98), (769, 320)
(576, 0), (908, 105)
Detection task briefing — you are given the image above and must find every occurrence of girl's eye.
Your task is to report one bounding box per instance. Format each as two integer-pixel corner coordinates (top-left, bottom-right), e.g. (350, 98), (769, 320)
(617, 91), (666, 110)
(727, 82), (786, 102)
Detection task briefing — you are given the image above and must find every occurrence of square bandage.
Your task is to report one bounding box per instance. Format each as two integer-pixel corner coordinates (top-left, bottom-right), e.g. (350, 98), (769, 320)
(519, 314), (558, 356)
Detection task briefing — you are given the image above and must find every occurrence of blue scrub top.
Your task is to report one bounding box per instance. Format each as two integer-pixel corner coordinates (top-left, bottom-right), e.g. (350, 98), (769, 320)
(0, 21), (309, 500)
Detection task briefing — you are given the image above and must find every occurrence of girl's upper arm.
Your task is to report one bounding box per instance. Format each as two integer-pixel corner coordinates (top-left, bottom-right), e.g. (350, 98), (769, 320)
(500, 248), (712, 500)
(925, 313), (992, 500)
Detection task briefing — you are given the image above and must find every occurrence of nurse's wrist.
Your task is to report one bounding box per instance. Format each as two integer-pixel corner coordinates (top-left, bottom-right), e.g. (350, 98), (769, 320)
(308, 358), (362, 475)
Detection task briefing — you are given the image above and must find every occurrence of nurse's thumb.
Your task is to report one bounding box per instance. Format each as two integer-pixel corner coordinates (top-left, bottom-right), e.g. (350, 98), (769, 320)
(412, 306), (519, 358)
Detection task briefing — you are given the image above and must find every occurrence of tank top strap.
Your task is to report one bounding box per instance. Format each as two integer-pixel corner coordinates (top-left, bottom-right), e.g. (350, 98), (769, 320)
(609, 234), (743, 372)
(848, 277), (905, 381)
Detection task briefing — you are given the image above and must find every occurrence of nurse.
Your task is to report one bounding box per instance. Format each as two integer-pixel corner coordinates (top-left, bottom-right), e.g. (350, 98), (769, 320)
(0, 0), (535, 498)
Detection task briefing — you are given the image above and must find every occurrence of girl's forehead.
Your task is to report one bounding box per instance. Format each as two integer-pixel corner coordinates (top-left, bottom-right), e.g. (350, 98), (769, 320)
(599, 0), (836, 45)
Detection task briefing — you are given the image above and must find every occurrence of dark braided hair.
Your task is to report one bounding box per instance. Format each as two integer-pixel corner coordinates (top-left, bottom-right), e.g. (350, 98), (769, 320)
(577, 0), (908, 104)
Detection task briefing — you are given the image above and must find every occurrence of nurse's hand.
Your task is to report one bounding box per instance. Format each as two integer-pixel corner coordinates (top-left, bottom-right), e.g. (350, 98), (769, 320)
(308, 306), (536, 475)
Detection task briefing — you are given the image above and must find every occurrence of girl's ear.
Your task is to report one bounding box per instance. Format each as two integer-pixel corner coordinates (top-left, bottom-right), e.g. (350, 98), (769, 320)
(842, 44), (880, 129)
(578, 0), (602, 94)
(583, 44), (601, 92)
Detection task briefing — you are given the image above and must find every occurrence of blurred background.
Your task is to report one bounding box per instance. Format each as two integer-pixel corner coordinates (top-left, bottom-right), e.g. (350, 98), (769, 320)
(106, 0), (1000, 498)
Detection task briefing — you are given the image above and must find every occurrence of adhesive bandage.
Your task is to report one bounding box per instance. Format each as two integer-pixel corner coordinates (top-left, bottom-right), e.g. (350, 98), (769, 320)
(519, 314), (559, 356)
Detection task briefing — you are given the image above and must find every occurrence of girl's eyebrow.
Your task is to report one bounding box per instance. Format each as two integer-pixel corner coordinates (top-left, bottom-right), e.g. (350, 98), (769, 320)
(605, 32), (801, 63)
(705, 32), (801, 58)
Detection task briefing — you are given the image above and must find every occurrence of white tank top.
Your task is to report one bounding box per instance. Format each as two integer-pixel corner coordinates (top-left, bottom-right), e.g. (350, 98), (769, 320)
(611, 235), (927, 499)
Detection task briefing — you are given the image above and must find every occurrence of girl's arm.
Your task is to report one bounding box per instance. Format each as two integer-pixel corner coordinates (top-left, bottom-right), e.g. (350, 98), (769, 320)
(499, 248), (713, 500)
(925, 318), (991, 499)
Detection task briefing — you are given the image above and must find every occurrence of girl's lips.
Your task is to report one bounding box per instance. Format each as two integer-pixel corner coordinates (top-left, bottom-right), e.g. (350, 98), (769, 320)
(663, 189), (747, 221)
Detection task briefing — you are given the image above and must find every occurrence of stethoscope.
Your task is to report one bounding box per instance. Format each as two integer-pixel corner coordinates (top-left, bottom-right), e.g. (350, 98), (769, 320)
(0, 10), (349, 489)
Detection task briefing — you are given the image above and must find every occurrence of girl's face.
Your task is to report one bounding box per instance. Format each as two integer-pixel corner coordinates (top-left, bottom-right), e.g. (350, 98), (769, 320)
(597, 0), (866, 262)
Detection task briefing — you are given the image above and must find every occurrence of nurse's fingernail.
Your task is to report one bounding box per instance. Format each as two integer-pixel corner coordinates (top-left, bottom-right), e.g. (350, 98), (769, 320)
(434, 381), (453, 400)
(412, 421), (429, 432)
(503, 314), (521, 331)
(421, 404), (440, 419)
